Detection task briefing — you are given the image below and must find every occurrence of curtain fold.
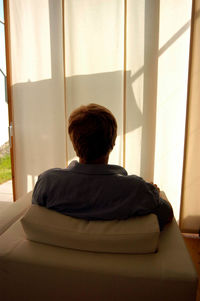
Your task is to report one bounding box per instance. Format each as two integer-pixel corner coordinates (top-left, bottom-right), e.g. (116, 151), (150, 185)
(180, 0), (200, 233)
(153, 0), (192, 220)
(64, 0), (124, 166)
(7, 0), (195, 226)
(8, 0), (66, 198)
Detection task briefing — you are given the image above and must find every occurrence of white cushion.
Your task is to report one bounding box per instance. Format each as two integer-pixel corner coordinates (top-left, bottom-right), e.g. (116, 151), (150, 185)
(0, 192), (32, 236)
(21, 205), (160, 254)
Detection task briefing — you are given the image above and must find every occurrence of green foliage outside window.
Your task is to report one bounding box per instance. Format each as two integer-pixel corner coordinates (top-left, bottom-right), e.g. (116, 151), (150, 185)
(0, 153), (11, 184)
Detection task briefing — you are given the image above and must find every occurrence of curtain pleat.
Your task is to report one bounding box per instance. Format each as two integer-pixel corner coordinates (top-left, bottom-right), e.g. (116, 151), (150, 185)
(64, 0), (124, 166)
(153, 0), (192, 220)
(180, 0), (200, 233)
(8, 0), (66, 198)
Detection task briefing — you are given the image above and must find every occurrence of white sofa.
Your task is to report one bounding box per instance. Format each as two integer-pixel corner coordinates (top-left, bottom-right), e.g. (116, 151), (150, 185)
(0, 192), (198, 301)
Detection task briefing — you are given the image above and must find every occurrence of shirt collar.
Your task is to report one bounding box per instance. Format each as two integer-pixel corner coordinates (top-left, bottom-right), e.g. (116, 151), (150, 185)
(67, 160), (127, 176)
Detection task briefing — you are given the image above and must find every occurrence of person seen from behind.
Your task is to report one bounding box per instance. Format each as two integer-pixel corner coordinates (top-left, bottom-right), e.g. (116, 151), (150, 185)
(32, 103), (173, 230)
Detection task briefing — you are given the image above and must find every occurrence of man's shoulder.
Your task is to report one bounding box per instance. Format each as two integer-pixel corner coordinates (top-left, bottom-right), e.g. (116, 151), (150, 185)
(38, 167), (69, 181)
(119, 173), (144, 185)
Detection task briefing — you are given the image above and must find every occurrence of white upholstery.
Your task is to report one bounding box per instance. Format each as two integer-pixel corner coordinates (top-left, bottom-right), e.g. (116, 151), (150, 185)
(0, 193), (198, 301)
(21, 204), (160, 254)
(0, 192), (32, 235)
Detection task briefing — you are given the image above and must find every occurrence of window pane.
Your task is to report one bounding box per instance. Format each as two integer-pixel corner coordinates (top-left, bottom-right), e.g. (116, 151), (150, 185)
(0, 0), (4, 22)
(0, 23), (6, 75)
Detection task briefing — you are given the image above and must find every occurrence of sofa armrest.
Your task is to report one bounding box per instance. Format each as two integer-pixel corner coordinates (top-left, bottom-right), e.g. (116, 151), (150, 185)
(0, 191), (32, 235)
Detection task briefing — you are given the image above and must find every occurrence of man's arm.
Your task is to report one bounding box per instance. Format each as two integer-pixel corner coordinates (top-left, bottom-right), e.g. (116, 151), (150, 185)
(149, 186), (173, 230)
(152, 196), (174, 230)
(135, 180), (173, 230)
(32, 175), (47, 206)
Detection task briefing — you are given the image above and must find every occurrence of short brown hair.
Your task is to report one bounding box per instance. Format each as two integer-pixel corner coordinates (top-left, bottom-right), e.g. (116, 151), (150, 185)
(68, 103), (117, 162)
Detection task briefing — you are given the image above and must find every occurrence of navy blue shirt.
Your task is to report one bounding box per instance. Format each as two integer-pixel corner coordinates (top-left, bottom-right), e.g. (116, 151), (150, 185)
(32, 161), (173, 229)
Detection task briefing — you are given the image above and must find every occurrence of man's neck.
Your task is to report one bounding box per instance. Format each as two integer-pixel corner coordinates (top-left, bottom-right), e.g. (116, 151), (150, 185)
(79, 155), (109, 165)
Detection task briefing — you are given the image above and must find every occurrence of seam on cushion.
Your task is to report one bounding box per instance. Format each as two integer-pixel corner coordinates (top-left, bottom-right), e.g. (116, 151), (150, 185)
(22, 222), (159, 238)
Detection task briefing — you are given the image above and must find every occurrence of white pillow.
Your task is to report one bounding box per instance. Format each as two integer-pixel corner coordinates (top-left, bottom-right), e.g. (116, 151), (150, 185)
(21, 205), (160, 254)
(0, 192), (32, 235)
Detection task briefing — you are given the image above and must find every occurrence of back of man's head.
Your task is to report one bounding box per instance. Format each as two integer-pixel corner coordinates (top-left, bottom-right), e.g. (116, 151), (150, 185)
(68, 103), (117, 163)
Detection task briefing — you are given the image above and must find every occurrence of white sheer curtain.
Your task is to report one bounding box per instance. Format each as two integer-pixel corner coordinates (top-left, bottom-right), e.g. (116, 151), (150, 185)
(8, 0), (192, 222)
(180, 0), (200, 233)
(64, 0), (192, 220)
(64, 0), (124, 166)
(8, 0), (66, 198)
(153, 0), (192, 220)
